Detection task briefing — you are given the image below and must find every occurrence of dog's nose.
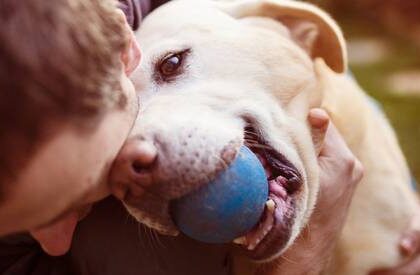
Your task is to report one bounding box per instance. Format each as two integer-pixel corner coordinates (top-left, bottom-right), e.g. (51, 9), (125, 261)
(110, 138), (157, 200)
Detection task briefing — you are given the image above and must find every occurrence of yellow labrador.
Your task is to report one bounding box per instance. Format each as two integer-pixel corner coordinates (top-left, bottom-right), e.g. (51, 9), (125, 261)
(110, 0), (419, 274)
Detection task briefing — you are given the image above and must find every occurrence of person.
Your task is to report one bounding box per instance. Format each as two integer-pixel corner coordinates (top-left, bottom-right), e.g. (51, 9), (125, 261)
(0, 0), (140, 252)
(0, 0), (418, 274)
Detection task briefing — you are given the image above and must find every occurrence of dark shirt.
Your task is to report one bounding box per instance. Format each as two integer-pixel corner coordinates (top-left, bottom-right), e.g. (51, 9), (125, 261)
(0, 234), (71, 275)
(118, 0), (149, 31)
(118, 0), (168, 31)
(0, 198), (231, 275)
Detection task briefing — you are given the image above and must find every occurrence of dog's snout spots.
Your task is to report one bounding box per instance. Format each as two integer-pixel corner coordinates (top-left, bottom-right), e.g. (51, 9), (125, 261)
(201, 157), (209, 165)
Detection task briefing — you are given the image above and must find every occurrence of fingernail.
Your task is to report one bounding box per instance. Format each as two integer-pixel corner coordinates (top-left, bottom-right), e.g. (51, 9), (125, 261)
(401, 236), (415, 256)
(308, 109), (329, 128)
(310, 108), (327, 118)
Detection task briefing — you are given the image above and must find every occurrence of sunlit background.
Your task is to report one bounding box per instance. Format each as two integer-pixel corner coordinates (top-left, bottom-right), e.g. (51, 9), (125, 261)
(307, 0), (420, 184)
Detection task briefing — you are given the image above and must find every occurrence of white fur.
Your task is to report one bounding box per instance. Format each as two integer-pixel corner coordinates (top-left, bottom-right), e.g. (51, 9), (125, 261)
(125, 0), (418, 274)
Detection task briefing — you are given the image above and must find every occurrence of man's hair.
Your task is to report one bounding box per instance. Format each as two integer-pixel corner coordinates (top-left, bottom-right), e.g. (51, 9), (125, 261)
(0, 0), (130, 182)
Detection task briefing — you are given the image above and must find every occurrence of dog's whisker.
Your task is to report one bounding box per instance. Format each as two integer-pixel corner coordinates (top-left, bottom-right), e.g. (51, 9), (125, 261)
(146, 226), (162, 259)
(153, 230), (167, 249)
(140, 224), (155, 251)
(139, 224), (165, 266)
(136, 224), (150, 249)
(124, 212), (132, 225)
(149, 226), (166, 250)
(278, 254), (298, 265)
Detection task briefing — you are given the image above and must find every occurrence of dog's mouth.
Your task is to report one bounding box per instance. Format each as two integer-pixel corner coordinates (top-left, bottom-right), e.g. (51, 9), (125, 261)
(234, 125), (303, 261)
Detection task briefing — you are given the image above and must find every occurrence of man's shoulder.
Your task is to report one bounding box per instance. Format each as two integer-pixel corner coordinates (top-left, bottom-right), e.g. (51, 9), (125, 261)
(0, 234), (71, 275)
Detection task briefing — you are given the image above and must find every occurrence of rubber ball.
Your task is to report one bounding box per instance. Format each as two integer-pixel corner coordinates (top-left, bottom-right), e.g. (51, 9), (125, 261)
(171, 146), (268, 243)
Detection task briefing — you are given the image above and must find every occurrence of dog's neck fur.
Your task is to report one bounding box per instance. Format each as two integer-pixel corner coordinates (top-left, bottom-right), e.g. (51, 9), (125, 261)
(315, 61), (416, 274)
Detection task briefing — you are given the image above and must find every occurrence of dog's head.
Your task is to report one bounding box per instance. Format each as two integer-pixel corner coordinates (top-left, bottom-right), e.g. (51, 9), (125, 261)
(110, 0), (346, 262)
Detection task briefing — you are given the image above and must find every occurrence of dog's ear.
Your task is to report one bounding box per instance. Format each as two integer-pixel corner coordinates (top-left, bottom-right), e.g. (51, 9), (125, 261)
(217, 0), (347, 73)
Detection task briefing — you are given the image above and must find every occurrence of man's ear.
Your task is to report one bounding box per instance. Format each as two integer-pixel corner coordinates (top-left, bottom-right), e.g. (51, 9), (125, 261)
(116, 9), (141, 76)
(216, 0), (347, 73)
(122, 30), (141, 75)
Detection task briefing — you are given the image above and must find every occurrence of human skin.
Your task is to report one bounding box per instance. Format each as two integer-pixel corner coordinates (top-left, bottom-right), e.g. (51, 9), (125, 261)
(0, 12), (141, 256)
(369, 210), (420, 275)
(255, 108), (363, 275)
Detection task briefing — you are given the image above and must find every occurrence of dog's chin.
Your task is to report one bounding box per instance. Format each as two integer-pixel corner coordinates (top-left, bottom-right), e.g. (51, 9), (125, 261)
(234, 125), (304, 262)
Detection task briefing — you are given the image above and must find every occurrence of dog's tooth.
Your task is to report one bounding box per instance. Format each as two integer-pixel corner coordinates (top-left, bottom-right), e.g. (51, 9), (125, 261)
(266, 199), (275, 212)
(262, 226), (271, 238)
(233, 236), (247, 245)
(247, 242), (257, 250)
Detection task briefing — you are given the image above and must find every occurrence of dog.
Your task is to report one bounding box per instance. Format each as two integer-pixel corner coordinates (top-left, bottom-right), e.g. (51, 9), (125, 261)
(109, 0), (419, 274)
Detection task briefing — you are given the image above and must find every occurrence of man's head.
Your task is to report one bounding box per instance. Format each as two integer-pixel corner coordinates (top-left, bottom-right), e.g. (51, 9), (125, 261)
(0, 0), (140, 247)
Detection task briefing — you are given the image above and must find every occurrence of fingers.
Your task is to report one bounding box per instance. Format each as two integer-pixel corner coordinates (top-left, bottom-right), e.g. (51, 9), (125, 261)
(400, 207), (420, 256)
(309, 108), (364, 192)
(398, 204), (420, 256)
(369, 210), (420, 275)
(317, 118), (352, 159)
(351, 158), (364, 185)
(308, 108), (329, 156)
(401, 231), (420, 257)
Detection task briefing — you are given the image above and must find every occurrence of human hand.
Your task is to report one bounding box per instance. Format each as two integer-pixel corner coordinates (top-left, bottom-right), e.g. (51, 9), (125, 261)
(268, 108), (364, 275)
(308, 108), (364, 228)
(369, 206), (420, 275)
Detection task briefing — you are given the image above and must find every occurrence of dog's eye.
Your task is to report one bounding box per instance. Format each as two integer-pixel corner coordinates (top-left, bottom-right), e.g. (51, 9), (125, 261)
(155, 49), (190, 83)
(160, 54), (182, 76)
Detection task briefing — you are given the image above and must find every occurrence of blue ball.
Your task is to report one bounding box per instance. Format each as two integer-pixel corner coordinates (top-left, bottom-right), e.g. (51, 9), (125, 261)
(172, 146), (269, 243)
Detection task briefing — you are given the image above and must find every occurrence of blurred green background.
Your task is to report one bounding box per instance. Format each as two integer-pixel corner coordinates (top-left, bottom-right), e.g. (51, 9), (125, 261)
(308, 0), (420, 183)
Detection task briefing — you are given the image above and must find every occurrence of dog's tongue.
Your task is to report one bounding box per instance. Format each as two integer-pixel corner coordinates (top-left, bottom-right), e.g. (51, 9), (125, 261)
(30, 211), (79, 256)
